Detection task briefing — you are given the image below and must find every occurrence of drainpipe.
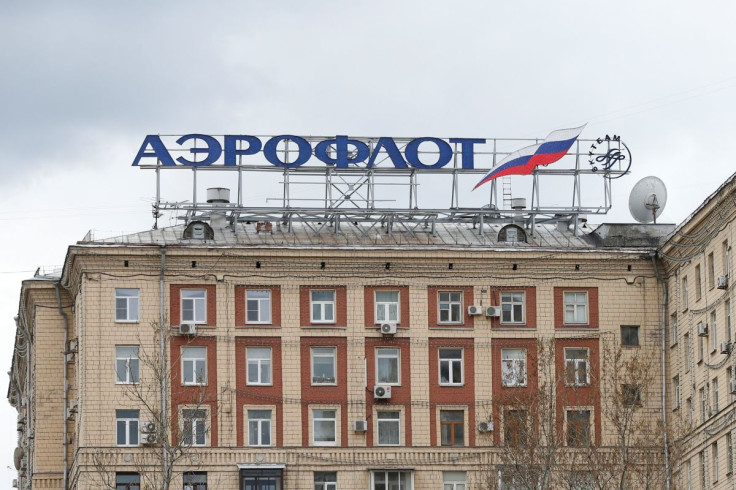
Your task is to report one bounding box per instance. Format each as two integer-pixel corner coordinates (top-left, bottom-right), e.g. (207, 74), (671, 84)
(652, 253), (671, 490)
(159, 247), (169, 486)
(15, 314), (31, 490)
(55, 282), (69, 490)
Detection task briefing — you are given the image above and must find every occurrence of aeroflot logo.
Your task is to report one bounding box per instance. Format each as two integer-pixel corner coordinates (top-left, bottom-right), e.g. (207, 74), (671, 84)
(132, 134), (487, 169)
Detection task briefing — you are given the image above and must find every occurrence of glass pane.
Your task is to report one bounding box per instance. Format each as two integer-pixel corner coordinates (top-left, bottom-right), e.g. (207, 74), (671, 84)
(129, 421), (138, 445)
(312, 290), (334, 301)
(324, 303), (334, 321)
(249, 410), (271, 419)
(441, 411), (463, 422)
(314, 421), (335, 442)
(195, 300), (206, 322)
(182, 290), (206, 299)
(128, 297), (139, 321)
(376, 291), (398, 302)
(129, 359), (139, 383)
(116, 360), (127, 382)
(116, 298), (127, 320)
(440, 362), (449, 383)
(248, 421), (259, 445)
(378, 358), (398, 384)
(117, 421), (126, 445)
(452, 361), (462, 382)
(248, 290), (270, 299)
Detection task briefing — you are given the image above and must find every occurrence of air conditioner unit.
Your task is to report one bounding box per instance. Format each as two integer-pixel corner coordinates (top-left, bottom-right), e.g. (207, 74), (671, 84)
(468, 305), (483, 316)
(354, 420), (368, 432)
(374, 385), (392, 399)
(184, 485), (194, 490)
(179, 323), (197, 335)
(140, 421), (156, 434)
(721, 341), (731, 355)
(67, 338), (78, 353)
(717, 275), (728, 290)
(485, 306), (501, 317)
(12, 479), (17, 488)
(478, 421), (494, 432)
(698, 322), (708, 337)
(380, 323), (397, 335)
(141, 432), (158, 445)
(730, 378), (736, 395)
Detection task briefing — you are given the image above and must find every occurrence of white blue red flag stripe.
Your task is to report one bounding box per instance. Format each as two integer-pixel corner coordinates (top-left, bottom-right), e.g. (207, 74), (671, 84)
(473, 125), (586, 190)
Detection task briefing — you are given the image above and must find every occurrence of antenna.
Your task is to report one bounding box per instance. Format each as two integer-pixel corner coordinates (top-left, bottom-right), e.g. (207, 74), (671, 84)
(628, 176), (668, 224)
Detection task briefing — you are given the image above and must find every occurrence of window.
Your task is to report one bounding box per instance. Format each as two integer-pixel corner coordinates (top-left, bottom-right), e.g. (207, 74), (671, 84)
(312, 409), (337, 446)
(713, 377), (719, 413)
(116, 289), (140, 322)
(314, 472), (337, 490)
(712, 311), (718, 352)
(310, 290), (336, 323)
(116, 409), (139, 446)
(440, 410), (464, 446)
(673, 376), (680, 410)
(564, 292), (588, 324)
(438, 291), (463, 324)
(371, 471), (412, 489)
(247, 409), (272, 446)
(376, 348), (400, 385)
(183, 472), (207, 490)
(246, 347), (272, 385)
(182, 409), (206, 446)
(443, 471), (467, 490)
(568, 471), (595, 490)
(621, 325), (640, 347)
(698, 335), (704, 363)
(726, 299), (732, 342)
(683, 276), (689, 310)
(246, 290), (271, 324)
(729, 367), (735, 404)
(181, 347), (207, 385)
(566, 409), (591, 446)
(503, 409), (528, 446)
(700, 451), (706, 489)
(500, 292), (525, 324)
(713, 442), (719, 483)
(724, 241), (731, 278)
(671, 313), (678, 345)
(687, 397), (693, 425)
(311, 347), (337, 385)
(181, 289), (207, 324)
(377, 410), (400, 446)
(116, 473), (140, 490)
(564, 348), (590, 386)
(696, 265), (702, 300)
(728, 433), (733, 475)
(501, 348), (527, 387)
(686, 459), (692, 490)
(240, 468), (283, 490)
(439, 348), (463, 385)
(709, 253), (715, 289)
(115, 346), (139, 384)
(685, 333), (692, 372)
(375, 290), (400, 323)
(622, 384), (642, 406)
(700, 388), (707, 423)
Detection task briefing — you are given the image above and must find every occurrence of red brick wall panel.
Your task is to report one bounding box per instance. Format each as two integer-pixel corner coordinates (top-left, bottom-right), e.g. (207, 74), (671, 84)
(553, 287), (599, 329)
(555, 338), (601, 445)
(364, 286), (410, 328)
(489, 286), (537, 329)
(299, 286), (347, 327)
(427, 286), (475, 329)
(170, 284), (217, 326)
(234, 285), (281, 327)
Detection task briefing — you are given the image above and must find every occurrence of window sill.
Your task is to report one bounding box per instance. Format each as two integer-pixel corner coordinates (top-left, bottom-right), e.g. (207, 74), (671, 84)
(115, 320), (140, 324)
(302, 325), (347, 329)
(237, 325), (281, 329)
(430, 325), (473, 330)
(439, 383), (466, 388)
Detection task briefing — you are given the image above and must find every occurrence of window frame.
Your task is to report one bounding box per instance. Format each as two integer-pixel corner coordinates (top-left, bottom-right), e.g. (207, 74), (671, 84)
(563, 291), (588, 325)
(115, 288), (140, 323)
(503, 408), (529, 446)
(375, 290), (400, 324)
(376, 410), (401, 446)
(376, 347), (401, 386)
(247, 409), (273, 447)
(312, 408), (338, 446)
(115, 345), (140, 385)
(713, 377), (719, 413)
(500, 291), (525, 325)
(183, 471), (207, 490)
(500, 348), (527, 387)
(181, 289), (207, 325)
(708, 253), (715, 289)
(438, 348), (464, 386)
(442, 471), (467, 490)
(246, 347), (272, 386)
(711, 310), (718, 352)
(181, 346), (207, 386)
(564, 347), (590, 387)
(438, 290), (463, 324)
(116, 409), (140, 447)
(245, 289), (272, 324)
(310, 289), (337, 324)
(673, 375), (680, 410)
(313, 472), (337, 490)
(566, 409), (592, 447)
(682, 276), (689, 310)
(115, 472), (141, 490)
(440, 409), (465, 447)
(181, 408), (207, 447)
(371, 470), (413, 489)
(620, 325), (640, 347)
(695, 265), (702, 301)
(311, 346), (337, 386)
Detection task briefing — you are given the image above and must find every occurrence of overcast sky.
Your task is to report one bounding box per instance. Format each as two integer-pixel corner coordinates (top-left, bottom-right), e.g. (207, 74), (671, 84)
(1, 1), (735, 485)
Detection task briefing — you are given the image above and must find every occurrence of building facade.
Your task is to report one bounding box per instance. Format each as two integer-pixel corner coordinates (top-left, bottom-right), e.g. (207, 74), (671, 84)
(9, 173), (735, 489)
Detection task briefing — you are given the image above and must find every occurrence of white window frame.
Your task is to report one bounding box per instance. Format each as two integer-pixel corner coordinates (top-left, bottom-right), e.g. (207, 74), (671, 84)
(181, 408), (207, 446)
(564, 347), (590, 387)
(371, 470), (413, 489)
(375, 290), (400, 324)
(696, 265), (702, 300)
(245, 289), (272, 324)
(376, 347), (401, 385)
(501, 348), (527, 387)
(181, 347), (207, 386)
(310, 289), (336, 324)
(685, 333), (692, 372)
(438, 291), (463, 324)
(711, 310), (718, 352)
(728, 433), (733, 475)
(439, 348), (464, 386)
(181, 289), (207, 324)
(246, 347), (272, 386)
(314, 472), (337, 490)
(673, 375), (680, 410)
(312, 409), (337, 446)
(311, 347), (337, 385)
(708, 253), (715, 289)
(443, 471), (467, 490)
(116, 409), (139, 447)
(500, 291), (525, 325)
(115, 346), (140, 384)
(247, 409), (272, 447)
(713, 377), (719, 413)
(563, 291), (588, 325)
(376, 410), (401, 446)
(115, 288), (140, 322)
(713, 442), (719, 483)
(683, 276), (689, 309)
(726, 299), (732, 342)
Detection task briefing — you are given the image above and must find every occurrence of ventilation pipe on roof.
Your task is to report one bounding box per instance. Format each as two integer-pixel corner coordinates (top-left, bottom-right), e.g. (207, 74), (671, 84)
(206, 188), (230, 228)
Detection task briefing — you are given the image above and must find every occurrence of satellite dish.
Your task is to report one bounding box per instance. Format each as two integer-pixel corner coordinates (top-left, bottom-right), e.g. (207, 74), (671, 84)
(629, 176), (668, 224)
